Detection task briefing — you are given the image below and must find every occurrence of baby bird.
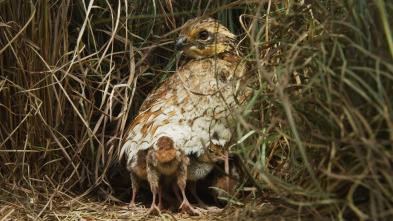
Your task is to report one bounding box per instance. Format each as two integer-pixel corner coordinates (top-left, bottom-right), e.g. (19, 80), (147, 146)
(126, 149), (149, 208)
(146, 136), (202, 216)
(187, 144), (225, 209)
(208, 158), (243, 205)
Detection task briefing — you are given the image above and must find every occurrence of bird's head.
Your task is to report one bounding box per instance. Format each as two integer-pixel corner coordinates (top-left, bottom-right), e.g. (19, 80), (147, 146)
(198, 143), (225, 163)
(155, 136), (177, 163)
(176, 17), (237, 59)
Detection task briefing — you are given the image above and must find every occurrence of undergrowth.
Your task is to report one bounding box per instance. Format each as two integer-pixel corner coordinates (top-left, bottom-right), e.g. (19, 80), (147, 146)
(0, 0), (392, 220)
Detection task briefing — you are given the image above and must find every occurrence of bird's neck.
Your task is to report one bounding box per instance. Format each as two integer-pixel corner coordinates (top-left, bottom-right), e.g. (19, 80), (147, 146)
(217, 50), (241, 62)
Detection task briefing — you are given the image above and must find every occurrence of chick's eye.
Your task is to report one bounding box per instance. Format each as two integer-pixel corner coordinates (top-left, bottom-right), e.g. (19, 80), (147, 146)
(199, 31), (209, 40)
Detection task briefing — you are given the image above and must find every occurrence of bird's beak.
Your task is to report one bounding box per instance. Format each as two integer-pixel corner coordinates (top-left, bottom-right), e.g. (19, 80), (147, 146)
(216, 153), (226, 162)
(175, 35), (189, 51)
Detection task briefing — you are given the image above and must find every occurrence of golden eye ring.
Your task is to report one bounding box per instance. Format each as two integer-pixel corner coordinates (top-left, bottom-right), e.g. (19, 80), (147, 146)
(199, 30), (209, 40)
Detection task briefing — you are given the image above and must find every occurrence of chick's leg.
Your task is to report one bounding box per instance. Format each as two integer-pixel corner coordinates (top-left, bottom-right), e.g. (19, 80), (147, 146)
(172, 181), (182, 204)
(189, 181), (220, 211)
(178, 183), (203, 216)
(189, 181), (205, 207)
(146, 150), (161, 215)
(158, 184), (163, 210)
(128, 172), (139, 208)
(129, 186), (139, 208)
(146, 184), (161, 215)
(177, 161), (202, 216)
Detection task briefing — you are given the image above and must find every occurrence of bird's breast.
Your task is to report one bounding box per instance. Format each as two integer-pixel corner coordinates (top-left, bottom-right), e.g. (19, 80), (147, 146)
(122, 56), (246, 160)
(187, 157), (215, 180)
(156, 158), (181, 176)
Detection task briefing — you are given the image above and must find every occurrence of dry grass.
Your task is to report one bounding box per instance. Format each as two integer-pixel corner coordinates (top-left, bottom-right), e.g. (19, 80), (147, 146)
(1, 0), (392, 220)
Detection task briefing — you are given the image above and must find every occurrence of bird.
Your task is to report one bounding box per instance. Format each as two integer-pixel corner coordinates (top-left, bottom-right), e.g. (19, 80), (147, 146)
(120, 16), (248, 215)
(146, 135), (202, 215)
(187, 143), (225, 182)
(122, 148), (157, 209)
(186, 143), (225, 210)
(169, 143), (225, 210)
(207, 158), (243, 205)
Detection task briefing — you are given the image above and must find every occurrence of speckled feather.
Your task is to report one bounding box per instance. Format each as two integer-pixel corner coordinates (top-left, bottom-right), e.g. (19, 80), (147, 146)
(120, 17), (248, 175)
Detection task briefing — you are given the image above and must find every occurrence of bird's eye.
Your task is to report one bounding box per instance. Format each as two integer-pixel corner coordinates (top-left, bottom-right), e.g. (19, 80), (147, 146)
(208, 148), (214, 154)
(199, 31), (209, 40)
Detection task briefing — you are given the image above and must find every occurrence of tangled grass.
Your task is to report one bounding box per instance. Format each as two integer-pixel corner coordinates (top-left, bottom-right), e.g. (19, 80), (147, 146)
(0, 0), (392, 220)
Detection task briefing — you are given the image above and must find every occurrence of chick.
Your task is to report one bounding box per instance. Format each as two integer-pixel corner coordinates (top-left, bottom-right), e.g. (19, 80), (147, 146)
(208, 158), (243, 205)
(146, 136), (202, 216)
(125, 149), (164, 210)
(187, 143), (225, 209)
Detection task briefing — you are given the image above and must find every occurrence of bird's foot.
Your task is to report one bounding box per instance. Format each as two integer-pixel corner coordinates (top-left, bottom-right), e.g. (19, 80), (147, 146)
(128, 201), (137, 209)
(179, 200), (203, 216)
(123, 200), (140, 210)
(144, 203), (161, 215)
(201, 205), (222, 212)
(158, 202), (164, 210)
(195, 199), (221, 212)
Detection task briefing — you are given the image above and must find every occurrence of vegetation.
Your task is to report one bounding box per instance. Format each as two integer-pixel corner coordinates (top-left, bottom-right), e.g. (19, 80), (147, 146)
(1, 0), (392, 220)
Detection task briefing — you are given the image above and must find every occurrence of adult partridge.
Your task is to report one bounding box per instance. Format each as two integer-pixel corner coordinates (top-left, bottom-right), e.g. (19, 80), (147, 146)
(120, 17), (248, 215)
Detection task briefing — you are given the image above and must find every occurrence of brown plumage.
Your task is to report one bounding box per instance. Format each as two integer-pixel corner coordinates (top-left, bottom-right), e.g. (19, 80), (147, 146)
(126, 149), (148, 208)
(209, 158), (243, 205)
(120, 17), (248, 215)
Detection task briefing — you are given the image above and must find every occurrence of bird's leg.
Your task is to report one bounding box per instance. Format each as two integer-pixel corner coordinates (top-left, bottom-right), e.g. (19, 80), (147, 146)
(177, 159), (203, 216)
(158, 183), (163, 210)
(128, 185), (139, 208)
(146, 149), (161, 215)
(128, 172), (139, 208)
(189, 181), (205, 207)
(189, 181), (221, 211)
(146, 185), (161, 215)
(172, 181), (182, 204)
(178, 183), (203, 216)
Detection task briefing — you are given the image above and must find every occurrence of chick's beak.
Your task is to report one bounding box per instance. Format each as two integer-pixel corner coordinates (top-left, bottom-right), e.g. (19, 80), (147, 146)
(175, 35), (189, 51)
(216, 153), (226, 162)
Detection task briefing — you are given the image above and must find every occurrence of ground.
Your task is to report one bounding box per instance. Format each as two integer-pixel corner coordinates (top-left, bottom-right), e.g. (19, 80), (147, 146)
(0, 193), (328, 220)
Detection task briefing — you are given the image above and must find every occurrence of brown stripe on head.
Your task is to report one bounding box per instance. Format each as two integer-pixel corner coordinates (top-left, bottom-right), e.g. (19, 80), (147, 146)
(176, 17), (237, 59)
